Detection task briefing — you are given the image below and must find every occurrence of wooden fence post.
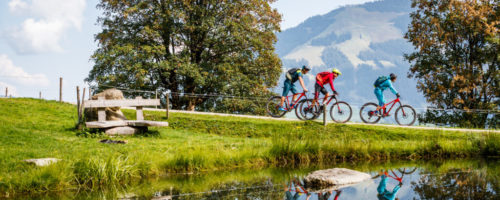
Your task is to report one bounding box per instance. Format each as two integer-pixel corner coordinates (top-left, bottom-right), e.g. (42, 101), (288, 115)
(59, 77), (63, 102)
(89, 88), (92, 100)
(166, 91), (170, 119)
(76, 86), (81, 124)
(39, 91), (42, 99)
(81, 88), (86, 124)
(5, 87), (7, 97)
(323, 104), (327, 127)
(155, 90), (158, 109)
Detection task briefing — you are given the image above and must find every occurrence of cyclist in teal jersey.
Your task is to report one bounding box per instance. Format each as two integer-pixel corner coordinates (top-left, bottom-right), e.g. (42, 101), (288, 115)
(279, 65), (310, 111)
(374, 73), (400, 116)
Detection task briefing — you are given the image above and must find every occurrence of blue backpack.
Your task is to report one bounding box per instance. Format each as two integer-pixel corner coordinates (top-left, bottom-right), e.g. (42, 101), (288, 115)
(374, 76), (389, 87)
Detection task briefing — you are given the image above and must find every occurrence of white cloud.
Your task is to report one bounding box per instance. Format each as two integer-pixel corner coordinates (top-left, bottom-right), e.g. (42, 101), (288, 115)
(5, 0), (86, 54)
(0, 54), (50, 86)
(0, 82), (18, 97)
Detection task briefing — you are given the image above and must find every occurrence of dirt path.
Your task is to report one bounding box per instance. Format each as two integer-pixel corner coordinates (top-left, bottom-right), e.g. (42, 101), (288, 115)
(129, 107), (499, 133)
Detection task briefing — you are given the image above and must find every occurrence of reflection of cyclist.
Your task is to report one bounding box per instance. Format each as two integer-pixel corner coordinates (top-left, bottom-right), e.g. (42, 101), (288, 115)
(284, 179), (308, 200)
(317, 190), (342, 200)
(377, 171), (402, 200)
(373, 73), (400, 116)
(279, 65), (311, 111)
(311, 68), (341, 108)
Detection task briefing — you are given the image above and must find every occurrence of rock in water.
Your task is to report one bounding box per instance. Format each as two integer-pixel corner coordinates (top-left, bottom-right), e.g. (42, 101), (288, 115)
(24, 158), (60, 166)
(304, 168), (371, 189)
(85, 88), (127, 121)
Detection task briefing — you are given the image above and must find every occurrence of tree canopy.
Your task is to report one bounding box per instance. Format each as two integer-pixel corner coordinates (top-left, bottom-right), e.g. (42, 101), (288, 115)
(87, 0), (282, 113)
(405, 0), (499, 128)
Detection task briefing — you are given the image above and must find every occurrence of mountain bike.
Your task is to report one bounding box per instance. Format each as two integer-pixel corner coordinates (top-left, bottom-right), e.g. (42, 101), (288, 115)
(297, 94), (352, 123)
(266, 92), (309, 119)
(359, 97), (416, 126)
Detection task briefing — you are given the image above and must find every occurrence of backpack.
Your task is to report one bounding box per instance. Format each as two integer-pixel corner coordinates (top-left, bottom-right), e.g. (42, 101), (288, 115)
(286, 68), (300, 81)
(374, 76), (388, 87)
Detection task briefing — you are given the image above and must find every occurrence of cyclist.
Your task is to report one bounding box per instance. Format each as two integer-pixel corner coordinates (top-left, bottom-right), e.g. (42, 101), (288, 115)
(311, 68), (341, 108)
(374, 73), (400, 116)
(279, 65), (310, 111)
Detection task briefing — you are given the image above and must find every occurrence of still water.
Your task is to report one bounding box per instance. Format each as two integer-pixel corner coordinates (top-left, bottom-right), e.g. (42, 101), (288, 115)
(20, 159), (500, 200)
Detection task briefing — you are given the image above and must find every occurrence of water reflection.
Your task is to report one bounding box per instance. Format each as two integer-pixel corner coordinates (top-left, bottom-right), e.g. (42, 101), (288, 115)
(12, 160), (500, 199)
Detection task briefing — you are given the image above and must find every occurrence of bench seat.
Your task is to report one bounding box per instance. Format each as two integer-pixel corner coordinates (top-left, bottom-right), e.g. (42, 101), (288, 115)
(86, 120), (169, 128)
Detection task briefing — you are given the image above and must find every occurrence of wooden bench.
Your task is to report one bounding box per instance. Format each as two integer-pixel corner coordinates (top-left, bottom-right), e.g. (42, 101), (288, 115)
(84, 96), (168, 129)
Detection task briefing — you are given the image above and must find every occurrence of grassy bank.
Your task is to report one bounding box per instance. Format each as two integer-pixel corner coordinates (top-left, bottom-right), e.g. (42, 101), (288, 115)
(0, 98), (498, 196)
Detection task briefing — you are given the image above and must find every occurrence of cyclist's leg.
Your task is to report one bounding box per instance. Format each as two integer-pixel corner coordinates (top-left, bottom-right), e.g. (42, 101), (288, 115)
(291, 84), (298, 103)
(312, 83), (322, 106)
(281, 80), (292, 107)
(374, 88), (385, 112)
(321, 86), (328, 105)
(377, 175), (388, 194)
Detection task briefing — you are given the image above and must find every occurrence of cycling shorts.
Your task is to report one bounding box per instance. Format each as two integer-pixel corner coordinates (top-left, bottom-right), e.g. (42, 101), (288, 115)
(314, 83), (328, 99)
(282, 80), (297, 97)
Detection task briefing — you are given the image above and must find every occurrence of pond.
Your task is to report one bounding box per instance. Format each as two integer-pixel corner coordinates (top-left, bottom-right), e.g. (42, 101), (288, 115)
(17, 159), (500, 199)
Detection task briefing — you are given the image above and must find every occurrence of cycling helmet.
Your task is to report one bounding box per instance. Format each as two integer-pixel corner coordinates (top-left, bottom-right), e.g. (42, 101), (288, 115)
(390, 73), (397, 80)
(302, 65), (311, 71)
(332, 68), (342, 76)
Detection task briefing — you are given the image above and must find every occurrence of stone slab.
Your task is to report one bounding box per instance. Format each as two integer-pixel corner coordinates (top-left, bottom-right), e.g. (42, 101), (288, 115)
(304, 168), (371, 189)
(24, 158), (60, 166)
(105, 126), (140, 136)
(84, 99), (160, 108)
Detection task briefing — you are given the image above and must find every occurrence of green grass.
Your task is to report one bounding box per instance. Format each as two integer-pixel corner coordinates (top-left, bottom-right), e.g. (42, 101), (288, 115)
(0, 98), (498, 197)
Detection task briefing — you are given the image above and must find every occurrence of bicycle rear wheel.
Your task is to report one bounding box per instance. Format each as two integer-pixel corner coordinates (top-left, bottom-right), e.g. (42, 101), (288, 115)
(299, 99), (319, 120)
(395, 105), (416, 126)
(359, 102), (381, 124)
(266, 96), (287, 118)
(330, 101), (352, 123)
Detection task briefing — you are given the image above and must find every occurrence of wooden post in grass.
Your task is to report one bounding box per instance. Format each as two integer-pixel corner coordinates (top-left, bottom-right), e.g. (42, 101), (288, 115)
(59, 77), (63, 102)
(76, 86), (81, 124)
(5, 87), (7, 97)
(155, 90), (158, 109)
(39, 91), (42, 99)
(323, 104), (327, 127)
(81, 88), (86, 125)
(166, 91), (170, 119)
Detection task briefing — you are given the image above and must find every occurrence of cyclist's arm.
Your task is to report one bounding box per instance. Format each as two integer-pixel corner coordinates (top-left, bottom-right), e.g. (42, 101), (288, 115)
(387, 81), (398, 95)
(298, 76), (307, 91)
(316, 74), (323, 84)
(329, 74), (335, 92)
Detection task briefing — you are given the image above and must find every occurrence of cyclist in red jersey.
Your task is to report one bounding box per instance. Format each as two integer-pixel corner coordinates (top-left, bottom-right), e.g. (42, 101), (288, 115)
(311, 68), (341, 108)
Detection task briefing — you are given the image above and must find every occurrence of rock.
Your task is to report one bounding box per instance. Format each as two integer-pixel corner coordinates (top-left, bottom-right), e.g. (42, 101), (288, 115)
(303, 168), (371, 189)
(105, 126), (141, 135)
(85, 88), (127, 121)
(24, 158), (60, 166)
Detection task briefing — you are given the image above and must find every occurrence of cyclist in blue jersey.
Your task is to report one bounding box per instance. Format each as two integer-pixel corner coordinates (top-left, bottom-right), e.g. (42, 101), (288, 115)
(279, 65), (310, 111)
(374, 73), (400, 116)
(377, 170), (402, 200)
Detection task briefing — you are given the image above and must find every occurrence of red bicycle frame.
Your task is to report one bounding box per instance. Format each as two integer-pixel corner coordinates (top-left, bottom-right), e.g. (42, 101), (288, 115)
(380, 98), (403, 116)
(283, 92), (307, 110)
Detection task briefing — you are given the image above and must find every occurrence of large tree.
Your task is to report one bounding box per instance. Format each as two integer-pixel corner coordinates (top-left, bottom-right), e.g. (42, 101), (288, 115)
(87, 0), (282, 113)
(405, 0), (499, 128)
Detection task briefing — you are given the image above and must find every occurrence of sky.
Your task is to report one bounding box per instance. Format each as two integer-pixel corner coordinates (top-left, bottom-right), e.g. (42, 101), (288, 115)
(0, 0), (376, 102)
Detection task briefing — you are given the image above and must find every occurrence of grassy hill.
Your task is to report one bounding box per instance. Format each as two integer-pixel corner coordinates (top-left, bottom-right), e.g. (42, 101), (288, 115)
(0, 98), (498, 196)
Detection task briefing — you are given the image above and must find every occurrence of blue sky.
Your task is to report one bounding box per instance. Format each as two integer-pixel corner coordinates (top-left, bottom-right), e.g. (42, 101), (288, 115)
(0, 0), (375, 102)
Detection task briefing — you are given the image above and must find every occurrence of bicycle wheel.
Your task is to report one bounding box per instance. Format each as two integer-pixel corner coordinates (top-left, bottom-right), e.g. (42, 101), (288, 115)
(330, 101), (352, 123)
(395, 105), (416, 126)
(294, 99), (308, 121)
(299, 99), (319, 120)
(359, 102), (382, 124)
(266, 96), (287, 118)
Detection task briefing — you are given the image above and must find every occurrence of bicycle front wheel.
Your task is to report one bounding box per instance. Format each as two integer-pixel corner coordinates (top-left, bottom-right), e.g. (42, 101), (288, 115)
(330, 101), (352, 123)
(395, 105), (416, 126)
(294, 99), (308, 121)
(359, 102), (381, 124)
(266, 96), (287, 118)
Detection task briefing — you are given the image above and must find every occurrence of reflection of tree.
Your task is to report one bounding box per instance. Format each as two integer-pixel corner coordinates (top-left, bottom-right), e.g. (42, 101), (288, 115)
(413, 168), (500, 199)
